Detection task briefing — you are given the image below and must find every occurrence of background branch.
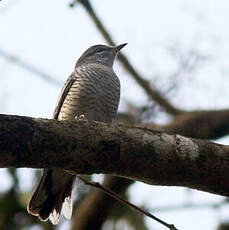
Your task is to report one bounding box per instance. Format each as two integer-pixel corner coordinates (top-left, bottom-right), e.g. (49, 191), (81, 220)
(77, 176), (177, 230)
(72, 176), (132, 230)
(144, 109), (229, 139)
(0, 48), (62, 87)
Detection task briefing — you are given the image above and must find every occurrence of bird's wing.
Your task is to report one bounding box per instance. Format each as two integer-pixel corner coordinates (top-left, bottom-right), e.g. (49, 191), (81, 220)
(53, 74), (76, 120)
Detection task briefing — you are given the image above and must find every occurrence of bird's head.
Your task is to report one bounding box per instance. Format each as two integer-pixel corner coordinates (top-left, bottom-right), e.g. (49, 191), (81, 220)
(75, 43), (127, 68)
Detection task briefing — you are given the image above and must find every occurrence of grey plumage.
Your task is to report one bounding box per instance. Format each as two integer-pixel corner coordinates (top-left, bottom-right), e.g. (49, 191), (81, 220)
(27, 43), (127, 224)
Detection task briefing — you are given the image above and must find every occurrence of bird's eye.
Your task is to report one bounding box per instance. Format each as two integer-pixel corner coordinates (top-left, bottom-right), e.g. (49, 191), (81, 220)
(95, 47), (104, 53)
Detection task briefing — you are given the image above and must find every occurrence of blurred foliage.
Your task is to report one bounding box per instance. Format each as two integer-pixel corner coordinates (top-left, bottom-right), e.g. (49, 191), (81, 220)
(0, 169), (54, 230)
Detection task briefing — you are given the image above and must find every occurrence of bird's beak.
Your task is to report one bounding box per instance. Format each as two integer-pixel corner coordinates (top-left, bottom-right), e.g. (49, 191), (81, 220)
(115, 43), (127, 52)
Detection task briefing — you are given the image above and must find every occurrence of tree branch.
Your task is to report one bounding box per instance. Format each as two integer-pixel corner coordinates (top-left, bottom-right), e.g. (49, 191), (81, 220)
(143, 109), (229, 139)
(0, 114), (229, 197)
(72, 176), (132, 230)
(0, 48), (62, 87)
(73, 108), (229, 230)
(77, 176), (177, 230)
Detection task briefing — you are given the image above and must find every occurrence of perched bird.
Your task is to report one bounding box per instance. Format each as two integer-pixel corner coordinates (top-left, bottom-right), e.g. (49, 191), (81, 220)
(27, 43), (127, 224)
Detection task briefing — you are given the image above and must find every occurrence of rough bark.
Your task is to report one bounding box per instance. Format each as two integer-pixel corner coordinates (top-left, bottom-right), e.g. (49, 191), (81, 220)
(0, 114), (229, 197)
(72, 108), (229, 230)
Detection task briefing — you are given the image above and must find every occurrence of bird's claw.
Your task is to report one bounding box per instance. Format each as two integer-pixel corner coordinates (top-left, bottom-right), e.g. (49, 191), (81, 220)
(75, 115), (86, 121)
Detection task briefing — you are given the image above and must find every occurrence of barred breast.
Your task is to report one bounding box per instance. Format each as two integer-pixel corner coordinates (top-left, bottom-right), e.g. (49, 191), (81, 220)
(58, 64), (120, 123)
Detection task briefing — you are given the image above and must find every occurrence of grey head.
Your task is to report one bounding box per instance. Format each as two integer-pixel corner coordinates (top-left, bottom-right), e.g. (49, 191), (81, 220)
(75, 43), (127, 68)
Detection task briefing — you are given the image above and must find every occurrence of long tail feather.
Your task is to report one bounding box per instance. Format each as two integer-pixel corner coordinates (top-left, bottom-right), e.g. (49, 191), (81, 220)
(27, 169), (75, 224)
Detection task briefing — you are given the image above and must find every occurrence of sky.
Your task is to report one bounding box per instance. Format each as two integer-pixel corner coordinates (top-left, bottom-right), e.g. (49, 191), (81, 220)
(1, 0), (229, 229)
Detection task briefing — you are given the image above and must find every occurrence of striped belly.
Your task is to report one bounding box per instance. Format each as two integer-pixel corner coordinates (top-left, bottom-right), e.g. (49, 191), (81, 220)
(58, 73), (120, 123)
(58, 79), (95, 121)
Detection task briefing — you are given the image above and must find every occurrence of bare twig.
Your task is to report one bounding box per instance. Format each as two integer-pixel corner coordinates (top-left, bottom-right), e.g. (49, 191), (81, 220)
(0, 48), (62, 86)
(78, 176), (178, 230)
(151, 199), (229, 213)
(70, 0), (182, 116)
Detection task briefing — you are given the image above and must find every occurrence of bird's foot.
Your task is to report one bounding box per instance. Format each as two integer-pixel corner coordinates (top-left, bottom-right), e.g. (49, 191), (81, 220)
(75, 115), (86, 121)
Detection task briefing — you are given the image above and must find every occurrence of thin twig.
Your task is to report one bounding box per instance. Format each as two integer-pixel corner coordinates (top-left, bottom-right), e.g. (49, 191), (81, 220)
(151, 199), (228, 213)
(78, 176), (178, 230)
(0, 48), (62, 87)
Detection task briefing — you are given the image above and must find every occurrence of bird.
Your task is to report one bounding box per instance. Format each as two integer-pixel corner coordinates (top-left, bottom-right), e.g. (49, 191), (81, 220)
(27, 43), (127, 224)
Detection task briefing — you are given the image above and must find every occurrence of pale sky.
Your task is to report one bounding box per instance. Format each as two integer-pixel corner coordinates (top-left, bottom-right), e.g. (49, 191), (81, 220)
(1, 0), (229, 229)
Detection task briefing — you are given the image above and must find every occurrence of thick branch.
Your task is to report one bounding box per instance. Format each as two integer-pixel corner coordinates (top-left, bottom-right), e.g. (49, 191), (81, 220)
(72, 108), (229, 230)
(144, 109), (229, 139)
(0, 114), (229, 197)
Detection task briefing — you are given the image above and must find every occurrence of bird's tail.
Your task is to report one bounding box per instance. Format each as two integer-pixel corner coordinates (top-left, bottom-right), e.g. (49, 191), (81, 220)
(27, 169), (75, 225)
